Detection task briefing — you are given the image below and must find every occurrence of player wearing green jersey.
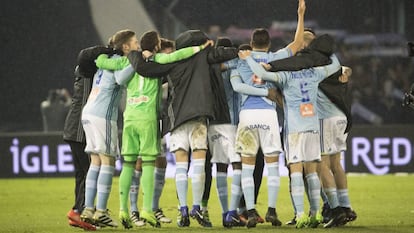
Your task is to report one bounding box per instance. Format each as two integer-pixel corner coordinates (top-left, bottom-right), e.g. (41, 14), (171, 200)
(96, 31), (210, 228)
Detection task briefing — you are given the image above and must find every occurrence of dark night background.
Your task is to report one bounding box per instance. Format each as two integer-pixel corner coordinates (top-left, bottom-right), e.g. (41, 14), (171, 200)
(1, 1), (101, 131)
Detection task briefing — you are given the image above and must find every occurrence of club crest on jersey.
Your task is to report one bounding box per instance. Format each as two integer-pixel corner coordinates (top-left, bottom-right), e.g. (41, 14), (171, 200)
(88, 88), (100, 100)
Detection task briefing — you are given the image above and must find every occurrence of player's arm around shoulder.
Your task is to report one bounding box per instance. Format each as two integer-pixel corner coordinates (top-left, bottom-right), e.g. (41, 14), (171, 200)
(239, 51), (280, 83)
(114, 64), (135, 85)
(230, 68), (269, 97)
(316, 54), (341, 79)
(96, 54), (129, 70)
(154, 40), (213, 64)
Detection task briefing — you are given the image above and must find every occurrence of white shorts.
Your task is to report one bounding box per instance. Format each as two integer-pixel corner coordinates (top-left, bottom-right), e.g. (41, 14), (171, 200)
(208, 124), (240, 164)
(235, 109), (282, 157)
(285, 131), (321, 164)
(169, 117), (208, 152)
(320, 116), (348, 155)
(82, 114), (119, 157)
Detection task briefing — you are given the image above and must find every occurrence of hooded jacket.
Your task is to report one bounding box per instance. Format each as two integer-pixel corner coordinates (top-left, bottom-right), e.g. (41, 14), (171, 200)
(128, 44), (238, 135)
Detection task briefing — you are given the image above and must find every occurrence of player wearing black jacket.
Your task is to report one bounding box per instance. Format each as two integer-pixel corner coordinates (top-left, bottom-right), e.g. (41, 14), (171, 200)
(64, 45), (114, 230)
(127, 30), (238, 228)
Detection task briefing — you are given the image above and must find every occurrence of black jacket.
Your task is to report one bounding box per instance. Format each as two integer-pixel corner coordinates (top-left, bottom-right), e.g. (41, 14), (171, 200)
(63, 46), (114, 142)
(318, 69), (352, 133)
(209, 62), (231, 125)
(268, 34), (352, 133)
(128, 46), (238, 134)
(268, 34), (334, 72)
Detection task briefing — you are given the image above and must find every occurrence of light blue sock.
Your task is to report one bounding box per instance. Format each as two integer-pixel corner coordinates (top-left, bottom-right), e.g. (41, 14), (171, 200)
(229, 169), (242, 211)
(152, 167), (166, 211)
(266, 162), (280, 208)
(216, 171), (228, 213)
(175, 162), (188, 207)
(290, 172), (305, 217)
(191, 158), (206, 206)
(306, 172), (321, 215)
(130, 170), (141, 212)
(96, 165), (115, 211)
(85, 164), (100, 208)
(289, 178), (297, 216)
(324, 187), (339, 209)
(338, 189), (351, 208)
(241, 163), (255, 210)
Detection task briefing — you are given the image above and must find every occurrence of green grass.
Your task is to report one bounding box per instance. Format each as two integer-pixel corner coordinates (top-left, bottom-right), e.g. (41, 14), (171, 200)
(1, 175), (413, 233)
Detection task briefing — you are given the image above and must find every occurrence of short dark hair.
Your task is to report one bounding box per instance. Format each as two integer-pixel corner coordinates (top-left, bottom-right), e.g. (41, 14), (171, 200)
(160, 38), (175, 51)
(175, 30), (209, 50)
(251, 28), (270, 49)
(216, 37), (233, 48)
(140, 30), (160, 51)
(112, 29), (136, 51)
(238, 43), (252, 51)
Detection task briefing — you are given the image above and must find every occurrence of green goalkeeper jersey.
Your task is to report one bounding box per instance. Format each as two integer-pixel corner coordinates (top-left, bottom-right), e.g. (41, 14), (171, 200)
(96, 46), (203, 121)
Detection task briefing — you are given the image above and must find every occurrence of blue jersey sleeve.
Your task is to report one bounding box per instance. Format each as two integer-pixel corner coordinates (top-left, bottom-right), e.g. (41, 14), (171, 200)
(246, 57), (279, 82)
(223, 58), (238, 70)
(114, 64), (135, 85)
(314, 54), (341, 80)
(230, 69), (268, 96)
(268, 47), (293, 61)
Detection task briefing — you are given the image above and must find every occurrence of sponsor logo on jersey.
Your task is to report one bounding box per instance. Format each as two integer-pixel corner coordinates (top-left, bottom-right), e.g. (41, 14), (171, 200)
(127, 96), (150, 105)
(246, 124), (270, 130)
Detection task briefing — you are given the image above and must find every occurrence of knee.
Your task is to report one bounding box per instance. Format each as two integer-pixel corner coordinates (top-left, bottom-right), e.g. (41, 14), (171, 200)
(330, 162), (342, 175)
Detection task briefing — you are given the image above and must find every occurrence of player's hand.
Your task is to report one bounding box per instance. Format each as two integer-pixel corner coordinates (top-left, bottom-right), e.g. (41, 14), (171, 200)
(298, 0), (306, 15)
(338, 75), (348, 83)
(343, 66), (352, 76)
(142, 50), (153, 59)
(339, 66), (352, 83)
(238, 50), (251, 60)
(203, 40), (214, 48)
(260, 62), (271, 70)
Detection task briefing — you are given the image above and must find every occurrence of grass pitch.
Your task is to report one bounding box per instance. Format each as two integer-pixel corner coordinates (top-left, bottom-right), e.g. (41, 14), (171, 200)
(0, 175), (413, 233)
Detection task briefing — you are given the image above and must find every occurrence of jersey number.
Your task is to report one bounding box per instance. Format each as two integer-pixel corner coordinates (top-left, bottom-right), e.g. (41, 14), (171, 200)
(95, 70), (104, 85)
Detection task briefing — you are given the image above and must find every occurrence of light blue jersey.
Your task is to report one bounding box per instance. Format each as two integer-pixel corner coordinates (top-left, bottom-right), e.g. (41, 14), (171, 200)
(317, 90), (345, 119)
(230, 68), (268, 103)
(82, 55), (135, 121)
(246, 55), (341, 134)
(237, 48), (292, 109)
(227, 58), (283, 125)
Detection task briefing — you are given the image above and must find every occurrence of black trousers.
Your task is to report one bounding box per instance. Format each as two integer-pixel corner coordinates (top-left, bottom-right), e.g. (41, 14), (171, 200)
(66, 140), (90, 212)
(202, 150), (213, 204)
